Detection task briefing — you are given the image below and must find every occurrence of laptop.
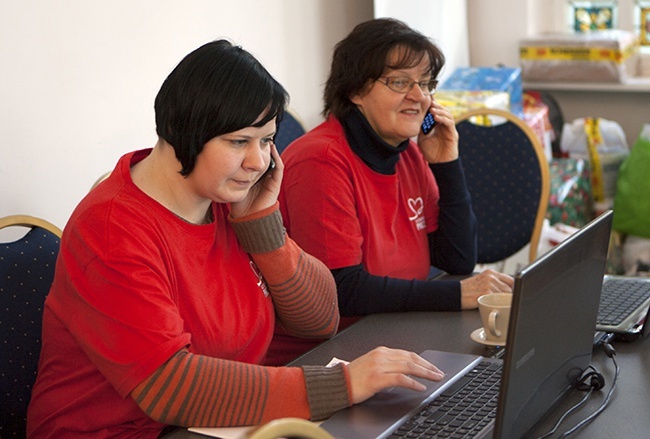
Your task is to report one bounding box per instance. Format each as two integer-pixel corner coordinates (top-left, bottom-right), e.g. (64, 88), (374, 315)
(318, 210), (613, 439)
(595, 274), (650, 339)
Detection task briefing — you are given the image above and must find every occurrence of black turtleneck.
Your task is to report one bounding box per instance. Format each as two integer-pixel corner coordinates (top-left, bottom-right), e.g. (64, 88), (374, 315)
(330, 109), (478, 315)
(340, 107), (408, 174)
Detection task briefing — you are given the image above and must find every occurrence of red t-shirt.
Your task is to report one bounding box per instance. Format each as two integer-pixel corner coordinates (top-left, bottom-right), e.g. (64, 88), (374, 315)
(264, 117), (441, 366)
(279, 117), (440, 279)
(28, 150), (275, 438)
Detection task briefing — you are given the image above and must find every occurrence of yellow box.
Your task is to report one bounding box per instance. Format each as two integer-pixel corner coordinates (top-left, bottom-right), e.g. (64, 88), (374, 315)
(436, 90), (510, 119)
(519, 30), (640, 82)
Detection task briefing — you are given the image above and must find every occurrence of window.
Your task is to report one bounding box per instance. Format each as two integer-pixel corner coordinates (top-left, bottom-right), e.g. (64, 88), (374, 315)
(566, 0), (649, 52)
(569, 1), (618, 32)
(635, 1), (650, 46)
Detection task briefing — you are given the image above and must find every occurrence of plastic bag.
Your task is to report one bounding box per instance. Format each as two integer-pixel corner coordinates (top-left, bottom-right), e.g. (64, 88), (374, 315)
(612, 124), (650, 238)
(560, 117), (629, 208)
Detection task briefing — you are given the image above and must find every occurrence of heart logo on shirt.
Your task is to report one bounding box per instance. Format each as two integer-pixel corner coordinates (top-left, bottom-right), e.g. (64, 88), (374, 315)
(250, 260), (270, 297)
(408, 197), (424, 220)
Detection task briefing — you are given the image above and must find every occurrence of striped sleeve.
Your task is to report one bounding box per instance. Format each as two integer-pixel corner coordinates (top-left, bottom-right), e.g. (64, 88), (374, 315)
(131, 349), (350, 427)
(230, 203), (339, 339)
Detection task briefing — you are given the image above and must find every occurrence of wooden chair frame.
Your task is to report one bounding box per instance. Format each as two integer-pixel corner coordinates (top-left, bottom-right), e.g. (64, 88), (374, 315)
(244, 418), (334, 439)
(455, 108), (551, 263)
(0, 214), (62, 238)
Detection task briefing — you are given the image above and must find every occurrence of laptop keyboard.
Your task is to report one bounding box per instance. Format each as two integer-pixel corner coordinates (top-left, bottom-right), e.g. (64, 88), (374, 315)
(598, 278), (650, 326)
(388, 361), (501, 438)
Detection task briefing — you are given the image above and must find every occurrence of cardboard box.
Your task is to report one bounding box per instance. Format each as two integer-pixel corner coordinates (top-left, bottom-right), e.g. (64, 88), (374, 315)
(435, 90), (510, 118)
(439, 67), (523, 116)
(519, 30), (640, 82)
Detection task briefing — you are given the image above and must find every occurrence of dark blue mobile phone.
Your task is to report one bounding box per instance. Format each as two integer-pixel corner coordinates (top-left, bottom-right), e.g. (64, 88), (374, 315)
(421, 112), (436, 134)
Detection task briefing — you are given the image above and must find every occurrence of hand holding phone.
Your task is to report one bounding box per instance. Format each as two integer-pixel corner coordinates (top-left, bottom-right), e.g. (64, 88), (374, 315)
(257, 157), (276, 183)
(421, 112), (436, 135)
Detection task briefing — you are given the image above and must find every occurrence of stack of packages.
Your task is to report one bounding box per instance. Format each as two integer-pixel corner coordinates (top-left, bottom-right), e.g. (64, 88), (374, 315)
(519, 29), (640, 83)
(438, 67), (557, 155)
(554, 117), (629, 274)
(437, 66), (523, 118)
(518, 30), (641, 273)
(560, 117), (629, 215)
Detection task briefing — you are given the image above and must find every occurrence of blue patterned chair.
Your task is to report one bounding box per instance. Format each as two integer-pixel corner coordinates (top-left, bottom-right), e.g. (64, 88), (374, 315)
(275, 108), (307, 154)
(0, 215), (62, 438)
(455, 108), (550, 265)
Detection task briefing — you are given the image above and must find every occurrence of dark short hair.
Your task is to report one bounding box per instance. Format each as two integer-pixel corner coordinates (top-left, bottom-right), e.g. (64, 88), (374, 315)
(155, 39), (289, 176)
(323, 18), (445, 119)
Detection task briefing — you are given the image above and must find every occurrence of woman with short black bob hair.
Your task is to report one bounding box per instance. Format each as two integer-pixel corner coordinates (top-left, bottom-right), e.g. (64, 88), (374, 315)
(155, 40), (288, 176)
(27, 39), (445, 438)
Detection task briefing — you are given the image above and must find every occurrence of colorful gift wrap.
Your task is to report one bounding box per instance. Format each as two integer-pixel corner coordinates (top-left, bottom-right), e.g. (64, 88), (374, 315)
(435, 90), (510, 118)
(439, 67), (523, 117)
(546, 157), (595, 227)
(523, 91), (554, 160)
(519, 30), (639, 82)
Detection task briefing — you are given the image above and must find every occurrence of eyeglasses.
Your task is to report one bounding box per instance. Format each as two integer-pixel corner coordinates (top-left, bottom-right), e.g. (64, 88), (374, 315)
(376, 76), (438, 95)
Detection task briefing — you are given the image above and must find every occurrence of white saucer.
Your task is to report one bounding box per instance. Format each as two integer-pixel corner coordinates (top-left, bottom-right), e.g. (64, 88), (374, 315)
(470, 327), (506, 347)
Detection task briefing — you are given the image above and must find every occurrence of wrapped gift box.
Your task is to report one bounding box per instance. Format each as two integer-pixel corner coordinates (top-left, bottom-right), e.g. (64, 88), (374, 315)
(519, 30), (640, 82)
(560, 117), (629, 212)
(439, 67), (523, 116)
(435, 90), (510, 118)
(523, 91), (554, 160)
(546, 157), (594, 228)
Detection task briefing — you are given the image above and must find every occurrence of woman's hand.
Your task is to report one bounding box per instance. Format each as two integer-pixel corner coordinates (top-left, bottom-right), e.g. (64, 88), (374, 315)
(230, 143), (283, 218)
(347, 346), (445, 404)
(459, 269), (514, 310)
(417, 100), (460, 164)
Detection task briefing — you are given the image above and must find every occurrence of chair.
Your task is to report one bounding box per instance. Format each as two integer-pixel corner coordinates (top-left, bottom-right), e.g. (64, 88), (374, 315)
(244, 418), (334, 439)
(0, 215), (62, 438)
(275, 108), (307, 154)
(90, 170), (111, 191)
(455, 108), (550, 265)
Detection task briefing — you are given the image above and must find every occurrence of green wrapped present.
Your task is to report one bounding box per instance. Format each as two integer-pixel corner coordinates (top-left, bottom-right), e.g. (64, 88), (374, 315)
(546, 158), (594, 227)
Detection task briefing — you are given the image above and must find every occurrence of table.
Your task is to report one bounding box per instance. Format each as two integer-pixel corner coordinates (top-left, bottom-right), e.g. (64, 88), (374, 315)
(289, 311), (650, 438)
(173, 310), (650, 438)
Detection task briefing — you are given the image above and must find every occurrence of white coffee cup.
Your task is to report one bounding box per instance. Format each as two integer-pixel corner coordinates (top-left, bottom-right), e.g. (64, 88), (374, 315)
(478, 293), (512, 343)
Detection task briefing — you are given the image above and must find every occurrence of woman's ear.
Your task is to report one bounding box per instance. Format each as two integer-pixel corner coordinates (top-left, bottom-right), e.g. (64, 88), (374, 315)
(349, 79), (373, 106)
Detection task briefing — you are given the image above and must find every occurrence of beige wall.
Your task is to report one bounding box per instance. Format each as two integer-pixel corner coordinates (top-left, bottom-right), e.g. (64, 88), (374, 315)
(0, 0), (373, 229)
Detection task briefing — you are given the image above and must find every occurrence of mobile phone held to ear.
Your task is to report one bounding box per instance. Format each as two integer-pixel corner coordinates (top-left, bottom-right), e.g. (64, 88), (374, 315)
(421, 112), (435, 134)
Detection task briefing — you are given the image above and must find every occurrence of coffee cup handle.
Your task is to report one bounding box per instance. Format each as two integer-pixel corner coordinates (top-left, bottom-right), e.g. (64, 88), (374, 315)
(488, 310), (502, 338)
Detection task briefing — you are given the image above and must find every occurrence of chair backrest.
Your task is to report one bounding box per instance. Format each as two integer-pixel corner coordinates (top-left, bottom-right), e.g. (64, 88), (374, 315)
(0, 215), (62, 438)
(90, 170), (111, 191)
(244, 417), (334, 439)
(455, 108), (550, 264)
(275, 108), (307, 154)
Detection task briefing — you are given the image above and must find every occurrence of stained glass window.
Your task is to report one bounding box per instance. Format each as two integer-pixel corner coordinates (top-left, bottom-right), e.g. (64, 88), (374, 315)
(569, 1), (618, 32)
(635, 1), (650, 46)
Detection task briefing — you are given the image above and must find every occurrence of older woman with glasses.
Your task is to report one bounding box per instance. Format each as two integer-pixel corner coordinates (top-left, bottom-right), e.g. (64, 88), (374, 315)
(265, 18), (514, 366)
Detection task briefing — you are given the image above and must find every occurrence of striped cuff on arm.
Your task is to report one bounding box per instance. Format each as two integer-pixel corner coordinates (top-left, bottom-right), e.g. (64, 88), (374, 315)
(301, 364), (351, 421)
(229, 203), (286, 254)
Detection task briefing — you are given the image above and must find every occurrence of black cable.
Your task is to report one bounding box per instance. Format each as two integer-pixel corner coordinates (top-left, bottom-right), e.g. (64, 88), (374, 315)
(534, 388), (594, 439)
(534, 341), (618, 439)
(559, 342), (619, 438)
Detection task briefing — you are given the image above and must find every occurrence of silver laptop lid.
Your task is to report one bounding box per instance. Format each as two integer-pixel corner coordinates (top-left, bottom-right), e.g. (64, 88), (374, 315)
(494, 210), (613, 438)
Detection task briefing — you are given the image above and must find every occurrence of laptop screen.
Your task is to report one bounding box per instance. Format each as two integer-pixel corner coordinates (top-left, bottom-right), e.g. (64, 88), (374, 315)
(494, 210), (613, 437)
